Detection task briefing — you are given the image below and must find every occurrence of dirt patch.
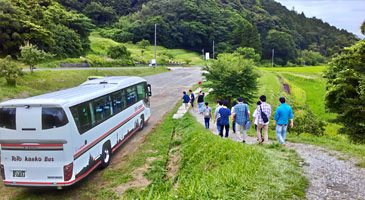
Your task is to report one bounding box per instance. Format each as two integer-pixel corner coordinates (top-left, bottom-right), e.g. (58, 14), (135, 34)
(146, 157), (157, 163)
(113, 165), (152, 195)
(167, 147), (181, 178)
(277, 76), (291, 94)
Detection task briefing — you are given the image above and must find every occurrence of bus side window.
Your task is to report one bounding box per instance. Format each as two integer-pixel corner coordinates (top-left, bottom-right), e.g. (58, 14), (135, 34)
(93, 96), (113, 124)
(137, 83), (146, 101)
(70, 103), (92, 134)
(127, 86), (137, 106)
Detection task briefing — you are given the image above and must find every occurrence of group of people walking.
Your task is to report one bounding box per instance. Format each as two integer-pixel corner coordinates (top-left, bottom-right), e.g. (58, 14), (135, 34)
(182, 91), (294, 146)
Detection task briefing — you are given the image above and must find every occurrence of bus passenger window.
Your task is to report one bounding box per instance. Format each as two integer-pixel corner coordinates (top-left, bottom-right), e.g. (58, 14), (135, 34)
(93, 96), (113, 124)
(137, 83), (146, 101)
(42, 107), (69, 130)
(0, 107), (16, 130)
(112, 90), (126, 113)
(70, 103), (91, 134)
(127, 86), (137, 106)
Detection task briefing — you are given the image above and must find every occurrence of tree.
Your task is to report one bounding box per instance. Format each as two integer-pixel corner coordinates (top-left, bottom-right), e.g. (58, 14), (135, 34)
(202, 53), (259, 104)
(137, 39), (150, 49)
(324, 40), (365, 142)
(0, 55), (23, 86)
(49, 25), (83, 58)
(107, 45), (131, 59)
(262, 30), (297, 65)
(361, 21), (365, 35)
(83, 2), (117, 25)
(235, 47), (260, 62)
(19, 42), (54, 73)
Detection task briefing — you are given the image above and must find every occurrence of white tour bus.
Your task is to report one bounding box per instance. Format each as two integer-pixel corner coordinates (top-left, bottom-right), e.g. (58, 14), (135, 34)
(0, 76), (151, 187)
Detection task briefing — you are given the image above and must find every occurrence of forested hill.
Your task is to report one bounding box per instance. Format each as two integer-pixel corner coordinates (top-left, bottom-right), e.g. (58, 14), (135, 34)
(0, 0), (359, 65)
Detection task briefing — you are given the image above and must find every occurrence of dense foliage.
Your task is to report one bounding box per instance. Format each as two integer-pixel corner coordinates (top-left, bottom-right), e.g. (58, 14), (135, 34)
(324, 40), (365, 142)
(19, 42), (54, 72)
(203, 51), (259, 104)
(82, 0), (358, 65)
(0, 0), (93, 58)
(0, 55), (23, 86)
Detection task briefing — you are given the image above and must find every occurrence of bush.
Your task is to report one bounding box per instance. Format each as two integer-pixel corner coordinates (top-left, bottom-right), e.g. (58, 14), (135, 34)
(136, 39), (150, 49)
(203, 53), (259, 104)
(289, 106), (326, 136)
(86, 54), (106, 67)
(0, 56), (23, 86)
(112, 31), (134, 43)
(107, 45), (131, 59)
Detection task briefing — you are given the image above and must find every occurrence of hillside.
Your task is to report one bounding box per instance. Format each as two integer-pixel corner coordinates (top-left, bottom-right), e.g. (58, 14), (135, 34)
(0, 0), (359, 66)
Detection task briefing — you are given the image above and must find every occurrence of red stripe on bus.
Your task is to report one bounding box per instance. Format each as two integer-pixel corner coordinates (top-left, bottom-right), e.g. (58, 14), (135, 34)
(1, 144), (63, 147)
(3, 161), (102, 186)
(73, 108), (145, 158)
(112, 126), (139, 153)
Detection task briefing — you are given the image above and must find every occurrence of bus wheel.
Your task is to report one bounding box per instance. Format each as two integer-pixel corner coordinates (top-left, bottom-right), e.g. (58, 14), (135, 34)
(100, 143), (111, 169)
(140, 116), (145, 130)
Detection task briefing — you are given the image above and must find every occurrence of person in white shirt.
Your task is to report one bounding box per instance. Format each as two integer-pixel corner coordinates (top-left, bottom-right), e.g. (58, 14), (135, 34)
(252, 101), (263, 141)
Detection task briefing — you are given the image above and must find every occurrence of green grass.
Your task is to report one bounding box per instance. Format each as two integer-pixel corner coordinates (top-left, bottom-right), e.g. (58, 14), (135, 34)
(0, 68), (167, 101)
(279, 73), (336, 120)
(89, 33), (204, 66)
(261, 66), (327, 75)
(123, 113), (307, 199)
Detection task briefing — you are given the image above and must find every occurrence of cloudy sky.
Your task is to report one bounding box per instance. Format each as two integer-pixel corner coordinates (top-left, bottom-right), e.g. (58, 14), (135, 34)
(274, 0), (365, 38)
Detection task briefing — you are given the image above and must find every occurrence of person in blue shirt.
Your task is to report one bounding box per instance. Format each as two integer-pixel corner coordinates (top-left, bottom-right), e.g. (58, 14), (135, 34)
(182, 91), (190, 109)
(189, 90), (195, 111)
(218, 100), (231, 137)
(274, 97), (294, 146)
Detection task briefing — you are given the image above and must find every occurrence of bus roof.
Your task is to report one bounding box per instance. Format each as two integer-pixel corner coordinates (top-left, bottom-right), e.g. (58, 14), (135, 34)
(0, 76), (146, 107)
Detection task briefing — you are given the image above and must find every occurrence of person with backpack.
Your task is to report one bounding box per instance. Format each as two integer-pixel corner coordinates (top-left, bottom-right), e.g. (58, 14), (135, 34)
(256, 95), (271, 144)
(214, 100), (223, 132)
(218, 100), (231, 137)
(202, 102), (212, 129)
(232, 97), (250, 143)
(273, 97), (294, 147)
(197, 91), (205, 113)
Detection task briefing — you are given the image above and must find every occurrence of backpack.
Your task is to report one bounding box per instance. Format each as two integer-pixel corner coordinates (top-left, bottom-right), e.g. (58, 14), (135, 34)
(203, 107), (210, 118)
(260, 105), (269, 123)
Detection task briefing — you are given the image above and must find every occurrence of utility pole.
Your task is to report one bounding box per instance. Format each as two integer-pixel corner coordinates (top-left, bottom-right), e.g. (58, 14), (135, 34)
(212, 40), (215, 59)
(271, 49), (275, 67)
(154, 24), (157, 68)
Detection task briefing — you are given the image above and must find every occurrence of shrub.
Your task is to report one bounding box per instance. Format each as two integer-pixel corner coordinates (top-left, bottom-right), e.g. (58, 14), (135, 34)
(289, 106), (326, 136)
(136, 39), (150, 49)
(0, 56), (23, 86)
(107, 45), (131, 59)
(86, 54), (106, 67)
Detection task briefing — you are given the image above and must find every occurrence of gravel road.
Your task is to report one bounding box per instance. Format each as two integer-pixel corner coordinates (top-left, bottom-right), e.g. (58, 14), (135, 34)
(190, 107), (365, 200)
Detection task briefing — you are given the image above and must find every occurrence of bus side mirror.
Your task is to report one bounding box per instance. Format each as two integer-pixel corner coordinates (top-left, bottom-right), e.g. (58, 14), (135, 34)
(147, 84), (152, 96)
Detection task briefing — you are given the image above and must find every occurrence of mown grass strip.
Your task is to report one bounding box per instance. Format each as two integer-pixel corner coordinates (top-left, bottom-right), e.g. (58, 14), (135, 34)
(0, 68), (167, 101)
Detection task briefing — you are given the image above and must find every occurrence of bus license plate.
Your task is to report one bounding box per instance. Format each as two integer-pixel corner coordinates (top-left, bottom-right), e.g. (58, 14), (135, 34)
(13, 170), (25, 177)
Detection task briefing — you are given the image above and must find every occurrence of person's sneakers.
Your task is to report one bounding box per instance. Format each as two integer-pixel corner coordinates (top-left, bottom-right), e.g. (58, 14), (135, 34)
(281, 143), (286, 147)
(242, 140), (246, 143)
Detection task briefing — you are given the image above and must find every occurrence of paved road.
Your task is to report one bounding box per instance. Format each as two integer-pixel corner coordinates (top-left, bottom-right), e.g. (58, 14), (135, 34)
(23, 66), (186, 72)
(109, 67), (202, 166)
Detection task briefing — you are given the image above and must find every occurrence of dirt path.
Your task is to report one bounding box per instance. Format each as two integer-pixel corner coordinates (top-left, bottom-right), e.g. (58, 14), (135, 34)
(190, 109), (365, 200)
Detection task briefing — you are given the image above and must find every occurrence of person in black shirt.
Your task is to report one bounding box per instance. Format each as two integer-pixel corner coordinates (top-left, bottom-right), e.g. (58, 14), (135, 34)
(197, 91), (205, 114)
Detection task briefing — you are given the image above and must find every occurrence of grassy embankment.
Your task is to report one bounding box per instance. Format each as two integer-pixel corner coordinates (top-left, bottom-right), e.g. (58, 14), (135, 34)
(0, 68), (167, 101)
(37, 33), (204, 68)
(261, 66), (365, 167)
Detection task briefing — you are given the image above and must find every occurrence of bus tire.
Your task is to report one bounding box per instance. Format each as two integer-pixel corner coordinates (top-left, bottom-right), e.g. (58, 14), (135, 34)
(100, 143), (111, 169)
(140, 115), (145, 130)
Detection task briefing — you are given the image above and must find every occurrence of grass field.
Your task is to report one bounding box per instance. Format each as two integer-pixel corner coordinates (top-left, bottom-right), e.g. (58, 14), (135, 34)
(0, 68), (167, 101)
(261, 66), (327, 74)
(36, 33), (204, 68)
